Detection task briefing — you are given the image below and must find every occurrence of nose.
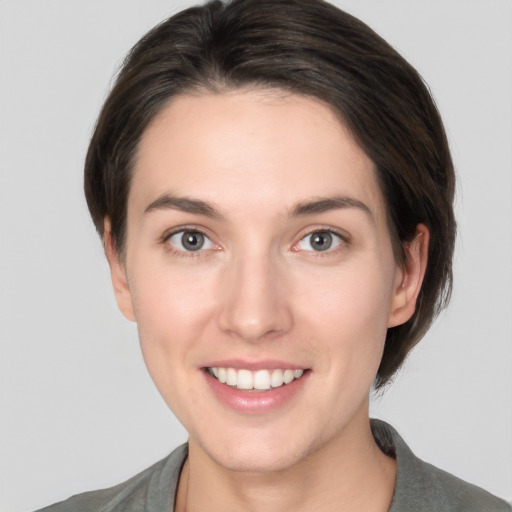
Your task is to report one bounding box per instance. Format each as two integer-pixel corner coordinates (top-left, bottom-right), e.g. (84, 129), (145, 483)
(218, 253), (293, 343)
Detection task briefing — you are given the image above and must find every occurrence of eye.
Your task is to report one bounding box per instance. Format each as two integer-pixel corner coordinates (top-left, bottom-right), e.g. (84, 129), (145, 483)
(167, 230), (216, 252)
(296, 230), (344, 252)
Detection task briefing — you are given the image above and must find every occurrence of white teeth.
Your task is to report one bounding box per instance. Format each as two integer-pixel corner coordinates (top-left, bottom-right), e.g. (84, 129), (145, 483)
(226, 368), (237, 386)
(283, 369), (295, 384)
(208, 366), (305, 390)
(270, 369), (284, 388)
(254, 370), (271, 390)
(237, 369), (253, 390)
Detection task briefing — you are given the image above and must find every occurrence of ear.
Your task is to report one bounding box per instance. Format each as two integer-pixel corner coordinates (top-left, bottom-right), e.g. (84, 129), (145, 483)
(103, 218), (136, 322)
(388, 224), (429, 328)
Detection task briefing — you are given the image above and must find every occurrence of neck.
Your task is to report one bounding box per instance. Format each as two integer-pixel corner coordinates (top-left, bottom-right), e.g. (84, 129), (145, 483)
(176, 411), (396, 512)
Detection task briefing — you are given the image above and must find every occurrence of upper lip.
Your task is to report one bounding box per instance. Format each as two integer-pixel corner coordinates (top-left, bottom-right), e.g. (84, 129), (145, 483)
(203, 359), (308, 371)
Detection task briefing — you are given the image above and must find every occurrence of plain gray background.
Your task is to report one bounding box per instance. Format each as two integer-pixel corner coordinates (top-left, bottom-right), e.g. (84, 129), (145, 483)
(1, 1), (511, 510)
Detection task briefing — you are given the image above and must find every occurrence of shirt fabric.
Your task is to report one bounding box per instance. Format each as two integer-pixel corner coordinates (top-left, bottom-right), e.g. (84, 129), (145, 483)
(37, 419), (511, 511)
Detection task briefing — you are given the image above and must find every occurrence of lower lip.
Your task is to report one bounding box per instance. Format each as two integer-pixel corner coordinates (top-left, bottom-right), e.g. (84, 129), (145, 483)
(203, 370), (309, 414)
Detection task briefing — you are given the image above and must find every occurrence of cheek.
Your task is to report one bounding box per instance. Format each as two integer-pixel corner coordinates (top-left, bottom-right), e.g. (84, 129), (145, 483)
(299, 260), (394, 331)
(131, 261), (215, 337)
(296, 261), (395, 376)
(126, 264), (217, 395)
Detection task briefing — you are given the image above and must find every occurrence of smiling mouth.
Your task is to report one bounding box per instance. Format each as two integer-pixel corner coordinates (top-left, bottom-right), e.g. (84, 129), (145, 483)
(206, 367), (306, 391)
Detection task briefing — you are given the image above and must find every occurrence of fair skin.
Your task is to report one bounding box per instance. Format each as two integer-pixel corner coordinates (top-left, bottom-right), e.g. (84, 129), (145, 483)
(105, 90), (428, 512)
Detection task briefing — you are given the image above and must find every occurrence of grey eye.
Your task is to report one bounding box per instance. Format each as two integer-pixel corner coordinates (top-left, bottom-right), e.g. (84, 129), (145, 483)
(168, 231), (215, 252)
(181, 232), (204, 251)
(297, 230), (342, 252)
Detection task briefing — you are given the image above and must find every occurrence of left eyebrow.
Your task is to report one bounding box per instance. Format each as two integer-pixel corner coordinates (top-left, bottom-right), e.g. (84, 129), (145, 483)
(144, 194), (222, 219)
(290, 196), (373, 219)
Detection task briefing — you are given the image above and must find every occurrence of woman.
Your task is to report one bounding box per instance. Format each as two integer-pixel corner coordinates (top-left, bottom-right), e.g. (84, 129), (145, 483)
(36, 0), (510, 510)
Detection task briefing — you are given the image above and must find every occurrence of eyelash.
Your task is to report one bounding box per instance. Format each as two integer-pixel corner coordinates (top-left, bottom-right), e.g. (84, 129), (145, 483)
(161, 226), (218, 258)
(161, 226), (350, 257)
(293, 227), (349, 256)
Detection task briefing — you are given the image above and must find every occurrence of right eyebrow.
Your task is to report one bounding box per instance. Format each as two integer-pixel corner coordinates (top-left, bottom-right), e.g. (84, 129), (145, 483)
(290, 195), (373, 219)
(144, 194), (222, 219)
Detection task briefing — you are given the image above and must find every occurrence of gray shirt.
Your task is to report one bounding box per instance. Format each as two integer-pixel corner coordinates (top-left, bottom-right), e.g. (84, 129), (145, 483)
(37, 420), (511, 511)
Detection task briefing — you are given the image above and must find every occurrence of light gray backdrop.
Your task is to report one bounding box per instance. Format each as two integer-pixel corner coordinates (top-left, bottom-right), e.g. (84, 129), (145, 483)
(1, 1), (511, 510)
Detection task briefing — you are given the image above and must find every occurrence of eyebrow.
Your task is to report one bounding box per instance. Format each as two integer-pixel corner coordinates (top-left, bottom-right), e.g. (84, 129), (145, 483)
(144, 194), (222, 218)
(291, 196), (372, 219)
(144, 193), (372, 220)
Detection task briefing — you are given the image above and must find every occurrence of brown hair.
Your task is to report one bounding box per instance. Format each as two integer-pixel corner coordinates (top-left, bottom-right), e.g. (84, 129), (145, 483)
(84, 0), (456, 388)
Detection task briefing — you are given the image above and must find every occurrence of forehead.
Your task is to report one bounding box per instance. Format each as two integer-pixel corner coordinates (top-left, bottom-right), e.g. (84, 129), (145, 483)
(130, 90), (386, 222)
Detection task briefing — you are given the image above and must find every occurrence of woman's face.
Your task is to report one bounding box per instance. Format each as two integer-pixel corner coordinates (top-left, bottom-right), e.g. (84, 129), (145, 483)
(110, 90), (411, 472)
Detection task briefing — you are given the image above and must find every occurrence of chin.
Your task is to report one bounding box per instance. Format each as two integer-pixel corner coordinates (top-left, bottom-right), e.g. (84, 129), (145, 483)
(192, 424), (320, 474)
(210, 444), (306, 473)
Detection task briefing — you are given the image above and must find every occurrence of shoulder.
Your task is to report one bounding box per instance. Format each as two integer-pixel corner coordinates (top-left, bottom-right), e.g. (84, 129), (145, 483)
(35, 444), (188, 512)
(416, 459), (511, 512)
(371, 419), (511, 512)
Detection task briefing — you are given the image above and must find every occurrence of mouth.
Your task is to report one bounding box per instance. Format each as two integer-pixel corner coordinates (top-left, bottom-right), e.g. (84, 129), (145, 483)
(206, 367), (306, 392)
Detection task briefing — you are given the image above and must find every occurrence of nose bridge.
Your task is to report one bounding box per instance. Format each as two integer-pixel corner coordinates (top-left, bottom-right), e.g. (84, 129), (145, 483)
(218, 247), (292, 342)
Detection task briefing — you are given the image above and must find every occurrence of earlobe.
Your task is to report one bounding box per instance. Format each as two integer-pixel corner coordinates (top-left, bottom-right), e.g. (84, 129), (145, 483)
(387, 224), (429, 328)
(103, 219), (136, 322)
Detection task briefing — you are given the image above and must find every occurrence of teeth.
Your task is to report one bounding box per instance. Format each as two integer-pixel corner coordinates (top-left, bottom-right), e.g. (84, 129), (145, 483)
(237, 369), (253, 390)
(283, 369), (295, 384)
(208, 367), (305, 391)
(270, 369), (284, 388)
(226, 368), (237, 386)
(254, 370), (271, 390)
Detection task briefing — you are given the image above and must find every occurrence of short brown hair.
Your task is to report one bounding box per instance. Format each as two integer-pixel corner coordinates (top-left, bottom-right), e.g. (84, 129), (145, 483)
(84, 0), (456, 388)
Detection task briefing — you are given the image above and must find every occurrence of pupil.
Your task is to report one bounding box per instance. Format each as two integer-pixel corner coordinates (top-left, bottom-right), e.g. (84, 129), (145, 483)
(182, 232), (204, 251)
(311, 232), (332, 251)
